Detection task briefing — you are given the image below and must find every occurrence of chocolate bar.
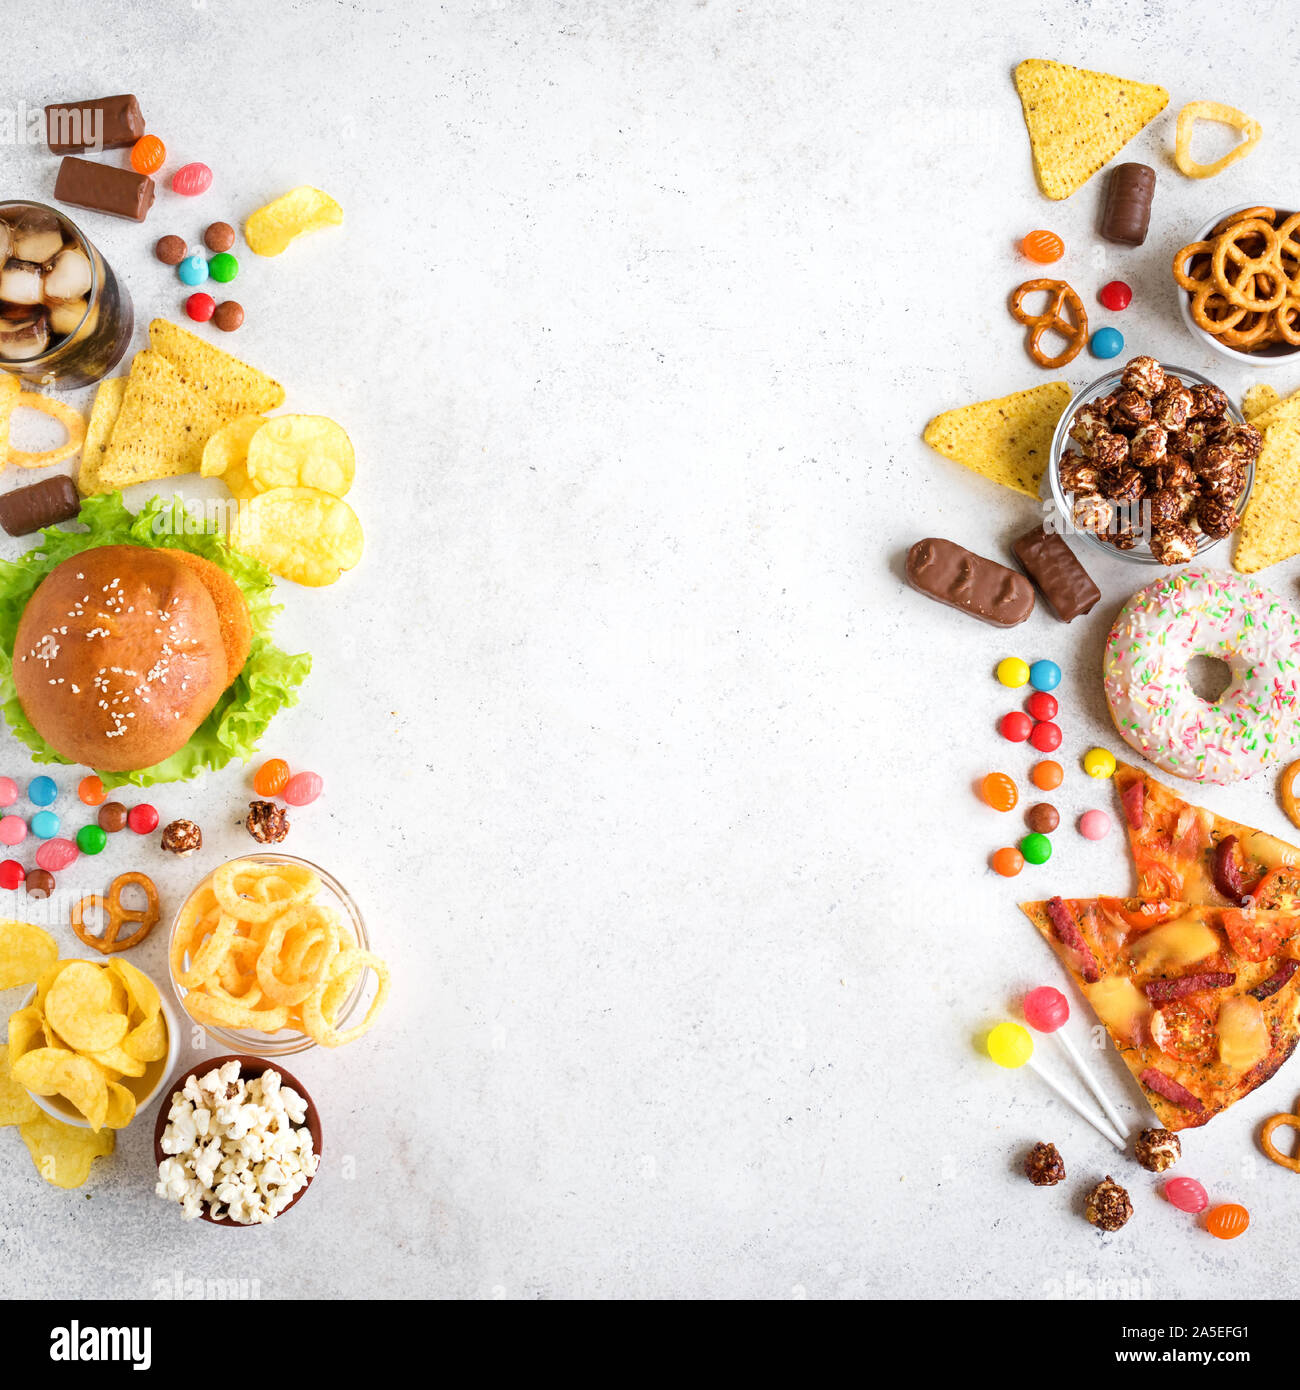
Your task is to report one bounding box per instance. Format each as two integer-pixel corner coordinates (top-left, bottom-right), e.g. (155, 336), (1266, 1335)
(45, 96), (144, 154)
(1099, 163), (1155, 247)
(1012, 525), (1100, 622)
(53, 157), (154, 222)
(0, 474), (80, 537)
(906, 538), (1034, 627)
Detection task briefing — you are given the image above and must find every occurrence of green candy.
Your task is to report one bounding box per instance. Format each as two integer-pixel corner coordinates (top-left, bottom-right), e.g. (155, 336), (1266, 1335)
(76, 824), (108, 856)
(1020, 832), (1052, 865)
(208, 252), (239, 283)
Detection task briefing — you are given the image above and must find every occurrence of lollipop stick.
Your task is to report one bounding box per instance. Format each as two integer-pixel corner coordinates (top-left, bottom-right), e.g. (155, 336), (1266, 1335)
(1025, 1057), (1125, 1150)
(1055, 1030), (1127, 1140)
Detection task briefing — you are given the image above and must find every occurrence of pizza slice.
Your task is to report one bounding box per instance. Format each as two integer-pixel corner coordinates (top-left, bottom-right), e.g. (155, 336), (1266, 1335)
(1114, 761), (1300, 911)
(1021, 894), (1300, 1129)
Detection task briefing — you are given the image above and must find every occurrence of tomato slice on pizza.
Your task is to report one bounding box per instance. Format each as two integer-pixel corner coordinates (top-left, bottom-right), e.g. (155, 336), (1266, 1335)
(1020, 895), (1300, 1130)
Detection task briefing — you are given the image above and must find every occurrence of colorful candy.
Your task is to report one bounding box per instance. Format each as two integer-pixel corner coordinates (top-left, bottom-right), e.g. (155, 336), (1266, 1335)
(1079, 809), (1112, 840)
(1028, 660), (1061, 693)
(1020, 832), (1052, 865)
(1098, 280), (1133, 312)
(1025, 691), (1058, 722)
(1164, 1177), (1208, 1214)
(171, 162), (213, 197)
(178, 254), (208, 287)
(1029, 720), (1062, 753)
(253, 758), (291, 797)
(36, 837), (78, 872)
(1023, 985), (1069, 1032)
(25, 869), (55, 898)
(980, 773), (1019, 812)
(996, 657), (1030, 688)
(1031, 760), (1063, 791)
(128, 803), (159, 834)
(30, 810), (59, 839)
(1020, 230), (1064, 264)
(1026, 802), (1059, 834)
(0, 816), (25, 847)
(76, 824), (108, 856)
(0, 778), (16, 809)
(0, 859), (23, 891)
(987, 1020), (1034, 1067)
(78, 775), (106, 806)
(1000, 711), (1034, 743)
(991, 847), (1024, 878)
(1090, 326), (1124, 359)
(208, 252), (239, 283)
(186, 292), (216, 323)
(1083, 747), (1116, 779)
(1205, 1203), (1250, 1239)
(130, 134), (166, 175)
(27, 776), (57, 807)
(283, 771), (323, 806)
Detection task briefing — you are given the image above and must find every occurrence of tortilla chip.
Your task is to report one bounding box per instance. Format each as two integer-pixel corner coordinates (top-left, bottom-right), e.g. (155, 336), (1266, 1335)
(77, 375), (126, 496)
(1235, 419), (1300, 573)
(923, 381), (1071, 499)
(149, 319), (285, 419)
(0, 372), (19, 457)
(1249, 385), (1300, 433)
(1243, 384), (1280, 421)
(97, 350), (221, 491)
(1014, 59), (1169, 200)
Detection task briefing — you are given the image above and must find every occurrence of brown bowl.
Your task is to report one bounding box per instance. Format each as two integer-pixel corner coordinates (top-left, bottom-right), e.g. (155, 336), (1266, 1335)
(152, 1054), (322, 1227)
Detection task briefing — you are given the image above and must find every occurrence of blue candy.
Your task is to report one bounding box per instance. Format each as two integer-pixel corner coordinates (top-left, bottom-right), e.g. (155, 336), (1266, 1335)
(27, 775), (57, 807)
(177, 254), (209, 287)
(30, 809), (59, 840)
(1090, 326), (1124, 359)
(1029, 659), (1062, 693)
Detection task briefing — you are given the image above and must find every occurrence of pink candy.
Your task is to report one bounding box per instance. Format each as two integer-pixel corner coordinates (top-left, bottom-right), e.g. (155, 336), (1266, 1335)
(0, 778), (17, 809)
(35, 837), (78, 872)
(1024, 985), (1069, 1032)
(1165, 1176), (1209, 1213)
(171, 162), (213, 197)
(283, 771), (323, 806)
(0, 815), (26, 846)
(1079, 809), (1111, 841)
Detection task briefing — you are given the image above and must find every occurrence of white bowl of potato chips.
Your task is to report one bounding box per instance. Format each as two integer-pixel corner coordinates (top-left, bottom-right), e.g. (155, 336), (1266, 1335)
(169, 854), (389, 1056)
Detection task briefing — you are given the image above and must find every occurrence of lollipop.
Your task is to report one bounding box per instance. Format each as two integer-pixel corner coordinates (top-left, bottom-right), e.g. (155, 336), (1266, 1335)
(1023, 986), (1127, 1141)
(986, 1021), (1124, 1149)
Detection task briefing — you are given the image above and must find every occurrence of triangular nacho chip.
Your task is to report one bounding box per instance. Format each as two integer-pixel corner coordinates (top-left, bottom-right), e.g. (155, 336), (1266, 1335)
(97, 350), (221, 491)
(923, 381), (1070, 499)
(149, 319), (285, 419)
(1248, 385), (1300, 432)
(1235, 418), (1300, 572)
(77, 375), (126, 497)
(1014, 59), (1169, 200)
(1242, 384), (1279, 420)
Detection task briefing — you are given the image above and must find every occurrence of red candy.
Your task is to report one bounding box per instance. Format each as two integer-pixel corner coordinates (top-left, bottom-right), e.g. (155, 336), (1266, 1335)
(0, 859), (24, 890)
(1098, 280), (1133, 312)
(186, 292), (216, 323)
(1030, 720), (1062, 753)
(1205, 1203), (1250, 1239)
(128, 803), (159, 834)
(1023, 985), (1069, 1032)
(171, 162), (213, 197)
(1164, 1177), (1208, 1214)
(131, 134), (166, 175)
(1021, 230), (1064, 264)
(1025, 691), (1058, 722)
(1000, 711), (1034, 743)
(283, 771), (323, 806)
(36, 837), (78, 872)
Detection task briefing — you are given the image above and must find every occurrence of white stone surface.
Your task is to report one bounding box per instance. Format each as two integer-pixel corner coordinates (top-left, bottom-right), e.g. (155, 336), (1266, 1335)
(0, 0), (1298, 1299)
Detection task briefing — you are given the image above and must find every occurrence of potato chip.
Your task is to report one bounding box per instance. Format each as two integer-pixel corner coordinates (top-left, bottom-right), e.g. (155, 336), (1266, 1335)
(230, 486), (364, 586)
(245, 186), (343, 257)
(6, 391), (87, 469)
(8, 1005), (43, 1061)
(97, 349), (222, 491)
(200, 414), (265, 500)
(121, 1010), (168, 1064)
(77, 374), (126, 496)
(923, 382), (1070, 499)
(56, 1054), (109, 1131)
(0, 1043), (40, 1126)
(0, 371), (19, 457)
(247, 415), (355, 497)
(44, 963), (129, 1054)
(149, 319), (285, 418)
(102, 1079), (136, 1130)
(12, 1046), (78, 1096)
(108, 957), (161, 1023)
(1236, 419), (1300, 572)
(34, 958), (73, 1007)
(1014, 60), (1169, 200)
(84, 1041), (146, 1079)
(0, 920), (58, 989)
(19, 1112), (113, 1188)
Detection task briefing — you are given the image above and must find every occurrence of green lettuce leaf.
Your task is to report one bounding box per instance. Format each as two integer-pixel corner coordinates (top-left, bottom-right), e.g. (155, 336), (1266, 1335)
(0, 493), (311, 789)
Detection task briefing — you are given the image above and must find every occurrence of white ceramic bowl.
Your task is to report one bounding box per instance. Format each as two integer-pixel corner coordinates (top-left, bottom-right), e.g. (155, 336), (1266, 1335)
(20, 962), (181, 1130)
(1176, 203), (1300, 367)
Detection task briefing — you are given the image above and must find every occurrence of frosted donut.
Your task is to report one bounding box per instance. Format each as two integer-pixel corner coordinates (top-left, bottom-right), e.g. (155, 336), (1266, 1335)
(1104, 567), (1300, 785)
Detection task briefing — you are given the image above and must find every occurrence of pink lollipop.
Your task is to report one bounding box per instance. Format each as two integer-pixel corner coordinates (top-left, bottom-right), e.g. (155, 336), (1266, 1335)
(1024, 986), (1069, 1032)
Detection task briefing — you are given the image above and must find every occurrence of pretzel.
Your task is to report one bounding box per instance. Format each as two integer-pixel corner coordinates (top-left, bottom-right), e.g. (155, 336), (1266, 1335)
(1173, 241), (1216, 292)
(70, 871), (160, 954)
(1008, 279), (1087, 369)
(1280, 761), (1300, 831)
(1261, 1097), (1300, 1173)
(1213, 221), (1286, 311)
(1275, 299), (1300, 347)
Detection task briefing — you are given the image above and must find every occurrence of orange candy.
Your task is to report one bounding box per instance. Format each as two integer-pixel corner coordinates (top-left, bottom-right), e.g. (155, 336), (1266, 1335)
(77, 775), (106, 806)
(1021, 229), (1064, 264)
(130, 135), (166, 175)
(1031, 760), (1064, 791)
(1205, 1203), (1250, 1240)
(253, 758), (291, 797)
(980, 773), (1019, 812)
(991, 847), (1025, 878)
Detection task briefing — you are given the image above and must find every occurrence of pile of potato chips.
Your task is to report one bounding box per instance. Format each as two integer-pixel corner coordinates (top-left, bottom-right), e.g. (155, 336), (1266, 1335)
(172, 858), (389, 1048)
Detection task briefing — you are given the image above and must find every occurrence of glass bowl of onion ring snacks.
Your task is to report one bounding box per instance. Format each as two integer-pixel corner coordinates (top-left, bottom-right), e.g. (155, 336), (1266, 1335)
(168, 855), (389, 1056)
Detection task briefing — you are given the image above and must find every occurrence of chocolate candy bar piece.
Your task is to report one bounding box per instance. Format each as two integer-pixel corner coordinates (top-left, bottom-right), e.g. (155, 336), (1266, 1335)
(906, 538), (1034, 627)
(1099, 163), (1156, 247)
(0, 474), (80, 537)
(53, 157), (155, 222)
(1012, 525), (1101, 622)
(45, 95), (144, 154)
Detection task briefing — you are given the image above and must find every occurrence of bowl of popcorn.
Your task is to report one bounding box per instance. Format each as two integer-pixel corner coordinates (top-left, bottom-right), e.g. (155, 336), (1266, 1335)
(1048, 356), (1256, 566)
(153, 1055), (322, 1225)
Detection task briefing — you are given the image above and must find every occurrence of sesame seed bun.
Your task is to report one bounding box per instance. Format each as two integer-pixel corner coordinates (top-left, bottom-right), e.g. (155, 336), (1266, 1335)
(12, 545), (252, 773)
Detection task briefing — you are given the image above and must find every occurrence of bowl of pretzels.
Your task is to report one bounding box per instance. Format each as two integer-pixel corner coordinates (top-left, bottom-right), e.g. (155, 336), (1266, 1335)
(1175, 204), (1300, 364)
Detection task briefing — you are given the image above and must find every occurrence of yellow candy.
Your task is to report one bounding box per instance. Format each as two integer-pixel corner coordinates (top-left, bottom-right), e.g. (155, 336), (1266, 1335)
(987, 1021), (1033, 1069)
(997, 657), (1030, 688)
(1083, 747), (1117, 780)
